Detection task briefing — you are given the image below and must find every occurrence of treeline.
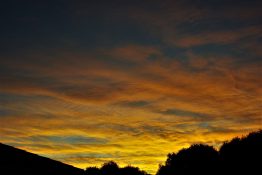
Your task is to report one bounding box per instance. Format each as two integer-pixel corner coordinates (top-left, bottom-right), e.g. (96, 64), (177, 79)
(86, 161), (149, 175)
(86, 130), (262, 175)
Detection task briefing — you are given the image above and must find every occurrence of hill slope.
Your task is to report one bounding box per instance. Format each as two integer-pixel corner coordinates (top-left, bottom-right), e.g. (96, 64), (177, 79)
(0, 143), (85, 175)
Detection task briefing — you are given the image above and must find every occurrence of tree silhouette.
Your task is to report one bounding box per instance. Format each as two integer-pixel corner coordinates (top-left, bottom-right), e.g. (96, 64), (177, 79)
(157, 144), (219, 175)
(157, 130), (262, 175)
(219, 130), (262, 174)
(100, 161), (119, 175)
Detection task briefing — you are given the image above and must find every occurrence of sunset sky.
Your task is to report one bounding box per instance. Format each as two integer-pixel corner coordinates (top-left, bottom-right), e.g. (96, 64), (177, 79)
(0, 0), (261, 173)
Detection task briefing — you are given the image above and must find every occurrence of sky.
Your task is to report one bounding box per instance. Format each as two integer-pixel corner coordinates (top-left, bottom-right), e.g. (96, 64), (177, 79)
(0, 0), (261, 173)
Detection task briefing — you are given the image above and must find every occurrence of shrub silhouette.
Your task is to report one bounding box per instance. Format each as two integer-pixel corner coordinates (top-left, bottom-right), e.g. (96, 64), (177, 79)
(86, 167), (101, 175)
(120, 165), (149, 175)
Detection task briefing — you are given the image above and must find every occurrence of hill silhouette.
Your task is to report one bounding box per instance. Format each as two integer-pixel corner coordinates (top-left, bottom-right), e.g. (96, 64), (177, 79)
(0, 143), (85, 175)
(1, 130), (261, 175)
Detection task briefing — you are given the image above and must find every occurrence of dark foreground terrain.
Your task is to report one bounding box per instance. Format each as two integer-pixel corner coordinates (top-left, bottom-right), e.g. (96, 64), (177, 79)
(0, 143), (84, 175)
(1, 130), (261, 175)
